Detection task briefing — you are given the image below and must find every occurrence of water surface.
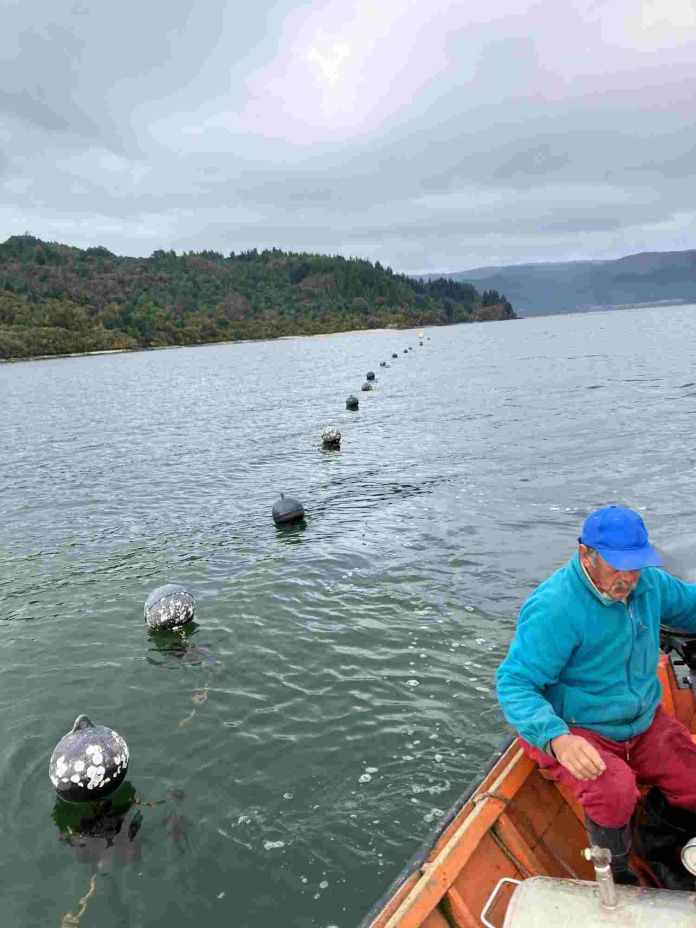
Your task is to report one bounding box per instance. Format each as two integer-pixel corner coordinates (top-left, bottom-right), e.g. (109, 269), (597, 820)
(2, 305), (696, 927)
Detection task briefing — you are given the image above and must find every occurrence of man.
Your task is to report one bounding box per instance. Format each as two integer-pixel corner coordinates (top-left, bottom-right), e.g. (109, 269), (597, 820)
(497, 505), (696, 886)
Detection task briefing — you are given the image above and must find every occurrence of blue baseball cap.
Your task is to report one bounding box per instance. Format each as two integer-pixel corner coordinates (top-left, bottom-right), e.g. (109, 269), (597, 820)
(579, 506), (662, 570)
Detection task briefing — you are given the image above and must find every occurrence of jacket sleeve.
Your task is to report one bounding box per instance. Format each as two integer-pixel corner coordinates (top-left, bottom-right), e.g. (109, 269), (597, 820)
(496, 591), (578, 750)
(655, 569), (696, 632)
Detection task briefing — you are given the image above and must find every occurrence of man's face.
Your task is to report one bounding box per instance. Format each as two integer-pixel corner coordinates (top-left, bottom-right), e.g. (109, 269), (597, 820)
(579, 545), (641, 601)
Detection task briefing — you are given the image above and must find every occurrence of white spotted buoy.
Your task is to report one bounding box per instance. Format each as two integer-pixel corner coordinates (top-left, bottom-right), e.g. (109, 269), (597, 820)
(49, 715), (129, 804)
(320, 426), (341, 448)
(361, 382), (372, 391)
(272, 493), (305, 524)
(145, 584), (195, 630)
(366, 371), (375, 381)
(346, 395), (359, 410)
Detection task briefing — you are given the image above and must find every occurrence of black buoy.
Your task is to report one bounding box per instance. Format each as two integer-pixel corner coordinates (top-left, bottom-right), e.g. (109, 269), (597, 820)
(361, 382), (372, 391)
(49, 715), (129, 803)
(366, 371), (375, 381)
(272, 493), (305, 524)
(391, 353), (397, 358)
(320, 426), (341, 448)
(419, 341), (423, 345)
(379, 361), (386, 367)
(145, 583), (195, 630)
(346, 395), (359, 410)
(403, 348), (408, 353)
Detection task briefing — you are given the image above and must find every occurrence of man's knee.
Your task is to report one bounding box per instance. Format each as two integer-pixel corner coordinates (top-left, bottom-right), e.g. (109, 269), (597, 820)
(581, 764), (640, 827)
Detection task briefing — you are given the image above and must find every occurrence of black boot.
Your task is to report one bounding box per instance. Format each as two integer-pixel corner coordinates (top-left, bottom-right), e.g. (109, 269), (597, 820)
(633, 788), (696, 891)
(585, 814), (641, 885)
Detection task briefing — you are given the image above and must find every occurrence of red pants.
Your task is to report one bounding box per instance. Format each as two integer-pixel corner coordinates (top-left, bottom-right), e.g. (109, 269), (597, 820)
(521, 707), (696, 827)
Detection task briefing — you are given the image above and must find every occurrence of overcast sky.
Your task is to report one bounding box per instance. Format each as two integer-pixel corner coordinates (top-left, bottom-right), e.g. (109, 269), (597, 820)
(1, 0), (695, 273)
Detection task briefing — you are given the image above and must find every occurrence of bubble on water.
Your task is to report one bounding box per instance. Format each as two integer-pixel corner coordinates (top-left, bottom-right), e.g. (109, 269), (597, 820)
(423, 808), (445, 823)
(283, 792), (293, 800)
(476, 686), (490, 693)
(405, 680), (419, 687)
(237, 815), (251, 825)
(429, 734), (437, 740)
(264, 840), (285, 850)
(359, 773), (372, 783)
(435, 754), (443, 762)
(475, 637), (488, 645)
(365, 767), (378, 774)
(320, 881), (329, 889)
(402, 755), (415, 760)
(419, 654), (426, 658)
(465, 606), (475, 612)
(301, 877), (308, 883)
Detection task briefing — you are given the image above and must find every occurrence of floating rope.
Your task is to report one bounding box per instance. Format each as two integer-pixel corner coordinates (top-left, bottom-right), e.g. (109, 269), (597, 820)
(179, 687), (208, 728)
(60, 873), (97, 928)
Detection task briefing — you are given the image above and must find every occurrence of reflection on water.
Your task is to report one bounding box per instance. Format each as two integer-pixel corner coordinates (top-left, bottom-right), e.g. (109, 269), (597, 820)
(53, 782), (142, 871)
(2, 306), (696, 926)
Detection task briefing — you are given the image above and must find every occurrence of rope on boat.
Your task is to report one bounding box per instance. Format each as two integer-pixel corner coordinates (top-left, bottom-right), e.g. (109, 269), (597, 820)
(59, 873), (97, 928)
(488, 827), (532, 879)
(473, 790), (580, 880)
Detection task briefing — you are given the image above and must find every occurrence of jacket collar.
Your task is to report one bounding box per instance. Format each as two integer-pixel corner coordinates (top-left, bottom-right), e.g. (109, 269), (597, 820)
(569, 551), (654, 605)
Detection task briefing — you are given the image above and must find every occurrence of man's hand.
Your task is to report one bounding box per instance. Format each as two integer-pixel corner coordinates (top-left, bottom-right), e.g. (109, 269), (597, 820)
(551, 734), (607, 781)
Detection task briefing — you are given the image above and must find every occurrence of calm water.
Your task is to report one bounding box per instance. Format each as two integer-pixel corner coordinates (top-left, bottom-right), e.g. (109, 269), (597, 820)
(2, 305), (696, 927)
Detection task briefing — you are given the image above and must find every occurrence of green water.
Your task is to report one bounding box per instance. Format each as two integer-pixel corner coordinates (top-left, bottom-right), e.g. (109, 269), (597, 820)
(2, 306), (696, 927)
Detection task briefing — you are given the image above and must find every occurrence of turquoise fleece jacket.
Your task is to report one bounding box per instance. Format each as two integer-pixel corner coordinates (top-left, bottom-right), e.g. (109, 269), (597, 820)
(496, 553), (696, 750)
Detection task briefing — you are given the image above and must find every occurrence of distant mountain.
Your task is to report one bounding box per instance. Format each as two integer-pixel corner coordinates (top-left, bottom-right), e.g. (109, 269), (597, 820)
(420, 250), (696, 316)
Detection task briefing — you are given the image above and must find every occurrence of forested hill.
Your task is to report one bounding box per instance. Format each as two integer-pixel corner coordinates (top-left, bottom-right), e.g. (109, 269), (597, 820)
(0, 236), (515, 360)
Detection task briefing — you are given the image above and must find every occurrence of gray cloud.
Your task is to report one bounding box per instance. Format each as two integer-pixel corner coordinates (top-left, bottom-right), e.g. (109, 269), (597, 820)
(1, 0), (695, 272)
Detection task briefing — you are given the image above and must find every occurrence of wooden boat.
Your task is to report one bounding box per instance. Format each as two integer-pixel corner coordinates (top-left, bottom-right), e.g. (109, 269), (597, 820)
(360, 630), (696, 928)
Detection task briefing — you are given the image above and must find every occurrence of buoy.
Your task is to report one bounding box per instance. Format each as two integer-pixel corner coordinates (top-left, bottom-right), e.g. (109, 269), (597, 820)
(392, 353), (397, 359)
(145, 584), (195, 630)
(379, 361), (386, 367)
(366, 371), (375, 381)
(49, 715), (129, 804)
(419, 341), (423, 346)
(272, 493), (305, 524)
(403, 349), (408, 353)
(320, 426), (341, 448)
(346, 395), (359, 410)
(417, 331), (425, 339)
(361, 382), (372, 391)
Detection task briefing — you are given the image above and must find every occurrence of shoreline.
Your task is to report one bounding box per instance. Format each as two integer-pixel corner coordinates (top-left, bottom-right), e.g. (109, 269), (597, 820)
(0, 324), (419, 365)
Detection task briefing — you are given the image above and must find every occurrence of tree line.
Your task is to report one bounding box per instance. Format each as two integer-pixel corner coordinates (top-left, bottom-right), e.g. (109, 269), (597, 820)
(0, 235), (516, 360)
